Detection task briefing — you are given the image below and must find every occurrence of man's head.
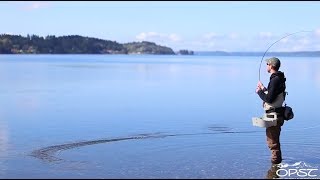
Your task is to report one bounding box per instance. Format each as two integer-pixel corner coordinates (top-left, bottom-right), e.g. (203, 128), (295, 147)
(265, 57), (281, 73)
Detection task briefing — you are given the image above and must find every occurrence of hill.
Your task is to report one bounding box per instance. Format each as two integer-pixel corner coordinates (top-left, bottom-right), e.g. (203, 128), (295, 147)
(123, 41), (175, 54)
(0, 34), (175, 55)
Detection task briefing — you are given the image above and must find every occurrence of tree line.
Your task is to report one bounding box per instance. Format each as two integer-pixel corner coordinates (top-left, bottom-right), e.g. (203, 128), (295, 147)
(0, 34), (176, 55)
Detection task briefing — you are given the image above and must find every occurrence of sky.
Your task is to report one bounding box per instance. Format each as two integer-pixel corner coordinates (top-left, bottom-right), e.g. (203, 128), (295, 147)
(0, 1), (320, 52)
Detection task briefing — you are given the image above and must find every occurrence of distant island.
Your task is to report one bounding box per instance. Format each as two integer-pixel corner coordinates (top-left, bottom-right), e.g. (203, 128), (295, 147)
(123, 41), (175, 55)
(1, 34), (319, 56)
(0, 34), (179, 55)
(177, 49), (194, 55)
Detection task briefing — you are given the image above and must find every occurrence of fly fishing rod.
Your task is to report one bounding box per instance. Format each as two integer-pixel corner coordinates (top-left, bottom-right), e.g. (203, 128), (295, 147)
(258, 30), (313, 81)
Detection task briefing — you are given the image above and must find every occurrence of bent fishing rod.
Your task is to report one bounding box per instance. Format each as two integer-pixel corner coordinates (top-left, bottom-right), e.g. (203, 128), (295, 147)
(258, 30), (313, 81)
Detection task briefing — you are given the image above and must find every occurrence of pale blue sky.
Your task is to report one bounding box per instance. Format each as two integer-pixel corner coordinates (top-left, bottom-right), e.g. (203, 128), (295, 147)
(1, 1), (319, 51)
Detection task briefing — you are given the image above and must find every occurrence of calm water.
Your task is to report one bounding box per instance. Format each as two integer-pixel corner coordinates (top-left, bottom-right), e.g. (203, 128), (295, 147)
(0, 55), (319, 178)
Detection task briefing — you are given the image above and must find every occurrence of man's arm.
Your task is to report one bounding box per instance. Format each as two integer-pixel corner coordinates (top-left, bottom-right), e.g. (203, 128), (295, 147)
(257, 77), (281, 103)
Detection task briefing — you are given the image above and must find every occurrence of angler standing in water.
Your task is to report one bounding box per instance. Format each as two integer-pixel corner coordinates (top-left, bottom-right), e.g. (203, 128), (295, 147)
(256, 57), (286, 164)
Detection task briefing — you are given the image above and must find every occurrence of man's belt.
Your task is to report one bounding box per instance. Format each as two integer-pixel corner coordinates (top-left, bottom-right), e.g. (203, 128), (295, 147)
(265, 107), (284, 114)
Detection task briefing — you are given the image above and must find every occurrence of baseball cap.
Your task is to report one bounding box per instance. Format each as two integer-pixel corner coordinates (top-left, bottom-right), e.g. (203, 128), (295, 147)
(265, 57), (281, 68)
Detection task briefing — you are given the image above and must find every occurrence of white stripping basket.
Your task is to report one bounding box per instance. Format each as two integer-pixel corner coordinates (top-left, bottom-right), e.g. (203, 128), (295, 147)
(252, 112), (278, 128)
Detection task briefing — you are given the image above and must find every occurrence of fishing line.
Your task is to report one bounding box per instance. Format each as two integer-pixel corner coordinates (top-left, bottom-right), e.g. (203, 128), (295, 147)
(258, 30), (313, 81)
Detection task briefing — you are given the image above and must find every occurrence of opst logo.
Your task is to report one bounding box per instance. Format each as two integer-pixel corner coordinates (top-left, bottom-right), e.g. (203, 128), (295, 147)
(276, 168), (318, 178)
(276, 162), (319, 178)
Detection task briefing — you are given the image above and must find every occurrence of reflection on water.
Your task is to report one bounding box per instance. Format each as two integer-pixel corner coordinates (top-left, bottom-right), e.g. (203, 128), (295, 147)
(0, 120), (8, 176)
(0, 55), (319, 178)
(0, 122), (8, 156)
(265, 164), (280, 179)
(315, 70), (320, 90)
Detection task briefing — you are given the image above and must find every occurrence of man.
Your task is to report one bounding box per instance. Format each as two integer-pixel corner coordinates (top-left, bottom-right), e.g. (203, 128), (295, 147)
(256, 57), (286, 164)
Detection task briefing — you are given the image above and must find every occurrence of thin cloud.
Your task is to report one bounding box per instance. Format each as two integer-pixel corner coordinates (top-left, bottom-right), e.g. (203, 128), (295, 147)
(271, 36), (314, 51)
(135, 32), (182, 42)
(258, 32), (273, 39)
(202, 32), (239, 41)
(131, 30), (320, 51)
(198, 32), (244, 51)
(202, 32), (229, 41)
(168, 34), (181, 42)
(203, 32), (220, 40)
(228, 33), (239, 40)
(315, 29), (320, 37)
(28, 2), (50, 10)
(279, 37), (289, 44)
(8, 1), (51, 10)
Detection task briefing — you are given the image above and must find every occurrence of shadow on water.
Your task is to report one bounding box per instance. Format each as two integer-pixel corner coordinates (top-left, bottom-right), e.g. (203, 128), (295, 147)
(30, 126), (260, 163)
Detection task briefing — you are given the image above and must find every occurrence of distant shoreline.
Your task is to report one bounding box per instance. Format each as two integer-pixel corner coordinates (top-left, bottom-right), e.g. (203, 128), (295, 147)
(1, 34), (319, 57)
(0, 34), (193, 55)
(0, 51), (320, 57)
(194, 51), (320, 57)
(1, 51), (319, 57)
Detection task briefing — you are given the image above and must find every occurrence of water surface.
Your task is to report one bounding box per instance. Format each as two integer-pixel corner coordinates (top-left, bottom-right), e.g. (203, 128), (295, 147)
(0, 55), (319, 178)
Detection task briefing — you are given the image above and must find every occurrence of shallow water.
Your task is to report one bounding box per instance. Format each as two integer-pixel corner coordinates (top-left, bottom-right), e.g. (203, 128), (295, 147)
(0, 55), (319, 178)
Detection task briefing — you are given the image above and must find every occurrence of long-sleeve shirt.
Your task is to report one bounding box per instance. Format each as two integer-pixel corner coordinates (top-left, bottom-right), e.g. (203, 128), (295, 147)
(258, 71), (286, 104)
